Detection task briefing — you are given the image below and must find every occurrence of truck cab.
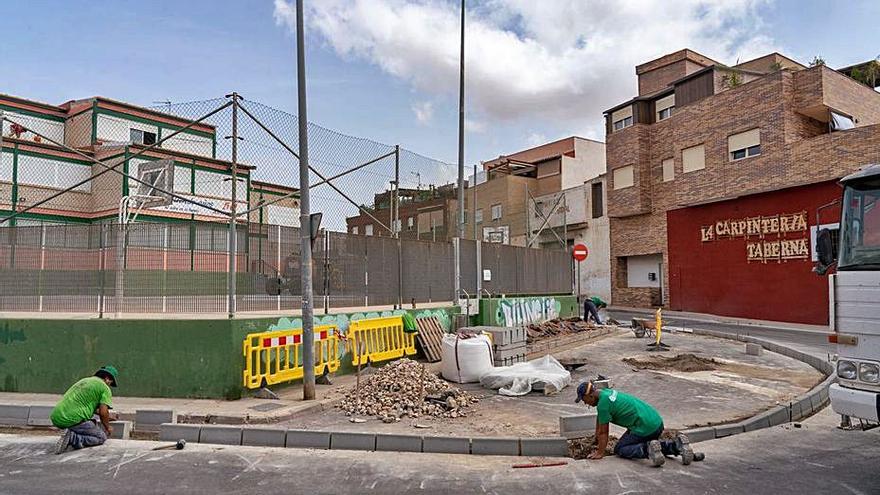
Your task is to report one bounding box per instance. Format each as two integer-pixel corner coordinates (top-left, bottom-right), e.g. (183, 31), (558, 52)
(819, 164), (880, 424)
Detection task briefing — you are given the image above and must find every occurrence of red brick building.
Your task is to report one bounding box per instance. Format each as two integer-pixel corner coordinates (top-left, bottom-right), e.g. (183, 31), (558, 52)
(603, 49), (880, 324)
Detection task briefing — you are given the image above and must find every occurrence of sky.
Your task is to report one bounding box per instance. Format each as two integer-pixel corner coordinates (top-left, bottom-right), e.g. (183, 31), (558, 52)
(2, 0), (879, 185)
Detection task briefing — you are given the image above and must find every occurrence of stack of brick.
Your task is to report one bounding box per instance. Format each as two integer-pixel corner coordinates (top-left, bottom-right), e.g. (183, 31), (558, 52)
(466, 326), (527, 367)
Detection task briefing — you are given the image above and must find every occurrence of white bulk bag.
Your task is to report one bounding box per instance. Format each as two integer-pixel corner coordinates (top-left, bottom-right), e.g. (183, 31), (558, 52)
(440, 333), (494, 383)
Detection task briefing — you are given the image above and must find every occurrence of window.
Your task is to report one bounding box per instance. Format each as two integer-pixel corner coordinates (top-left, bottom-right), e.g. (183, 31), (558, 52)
(613, 165), (634, 190)
(407, 217), (414, 230)
(130, 128), (157, 146)
(463, 210), (468, 224)
(352, 226), (359, 235)
(475, 209), (483, 223)
(591, 182), (604, 218)
(682, 144), (706, 173)
(728, 129), (761, 161)
(662, 158), (675, 182)
(655, 94), (675, 121)
(365, 224), (373, 236)
(613, 116), (633, 131)
(491, 204), (502, 220)
(611, 106), (633, 132)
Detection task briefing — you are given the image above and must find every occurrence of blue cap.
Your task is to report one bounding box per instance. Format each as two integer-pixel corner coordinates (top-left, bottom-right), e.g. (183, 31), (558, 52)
(574, 381), (589, 403)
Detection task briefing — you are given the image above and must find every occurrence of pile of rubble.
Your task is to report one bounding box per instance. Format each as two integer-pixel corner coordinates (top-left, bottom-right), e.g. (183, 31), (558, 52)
(338, 358), (479, 423)
(526, 317), (599, 343)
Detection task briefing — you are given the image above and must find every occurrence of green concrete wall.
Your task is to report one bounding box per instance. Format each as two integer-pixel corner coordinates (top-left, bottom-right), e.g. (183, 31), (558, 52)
(479, 295), (578, 327)
(0, 306), (459, 400)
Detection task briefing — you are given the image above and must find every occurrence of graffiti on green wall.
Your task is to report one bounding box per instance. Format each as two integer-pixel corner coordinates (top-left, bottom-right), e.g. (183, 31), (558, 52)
(496, 297), (562, 327)
(266, 307), (453, 335)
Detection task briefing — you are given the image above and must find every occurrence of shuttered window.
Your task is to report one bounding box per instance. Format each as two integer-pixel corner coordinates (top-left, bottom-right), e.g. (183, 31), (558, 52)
(728, 129), (761, 161)
(611, 106), (633, 131)
(655, 94), (675, 121)
(682, 145), (706, 173)
(662, 158), (675, 182)
(613, 165), (634, 190)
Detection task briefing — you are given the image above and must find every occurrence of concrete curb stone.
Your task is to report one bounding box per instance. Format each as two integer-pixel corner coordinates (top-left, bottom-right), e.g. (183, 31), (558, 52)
(242, 427), (286, 447)
(471, 437), (520, 456)
(285, 430), (330, 449)
(520, 437), (569, 457)
(714, 423), (744, 438)
(423, 436), (471, 454)
(0, 405), (31, 426)
(136, 410), (177, 432)
(26, 405), (53, 426)
(109, 420), (132, 440)
(376, 434), (423, 453)
(198, 425), (242, 445)
(159, 423), (201, 442)
(681, 427), (715, 443)
(330, 432), (376, 451)
(559, 413), (596, 435)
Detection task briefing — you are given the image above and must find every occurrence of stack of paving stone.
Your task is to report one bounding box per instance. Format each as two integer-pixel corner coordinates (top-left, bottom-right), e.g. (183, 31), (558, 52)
(464, 326), (527, 367)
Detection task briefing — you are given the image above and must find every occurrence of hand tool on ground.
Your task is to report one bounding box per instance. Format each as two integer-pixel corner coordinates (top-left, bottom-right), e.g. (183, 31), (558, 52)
(152, 439), (186, 451)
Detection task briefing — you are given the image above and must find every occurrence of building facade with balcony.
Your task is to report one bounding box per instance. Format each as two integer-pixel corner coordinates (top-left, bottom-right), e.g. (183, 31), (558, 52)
(345, 184), (459, 241)
(0, 93), (299, 228)
(604, 49), (880, 324)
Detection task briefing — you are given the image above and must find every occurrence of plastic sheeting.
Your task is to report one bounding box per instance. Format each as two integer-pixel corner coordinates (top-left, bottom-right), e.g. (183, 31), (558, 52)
(479, 355), (572, 396)
(440, 333), (494, 383)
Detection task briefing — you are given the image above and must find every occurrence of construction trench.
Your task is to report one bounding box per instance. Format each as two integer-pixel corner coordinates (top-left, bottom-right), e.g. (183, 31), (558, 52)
(0, 316), (829, 459)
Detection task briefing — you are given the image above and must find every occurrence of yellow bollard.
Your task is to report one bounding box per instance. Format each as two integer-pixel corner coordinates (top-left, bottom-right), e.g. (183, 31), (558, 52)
(655, 308), (662, 347)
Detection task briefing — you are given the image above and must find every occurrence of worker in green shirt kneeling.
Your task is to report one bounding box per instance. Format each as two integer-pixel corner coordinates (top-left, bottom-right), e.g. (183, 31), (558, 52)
(50, 365), (119, 454)
(575, 380), (703, 467)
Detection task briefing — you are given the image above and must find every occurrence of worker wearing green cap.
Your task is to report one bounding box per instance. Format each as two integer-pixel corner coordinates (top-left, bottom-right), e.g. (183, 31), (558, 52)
(51, 365), (119, 454)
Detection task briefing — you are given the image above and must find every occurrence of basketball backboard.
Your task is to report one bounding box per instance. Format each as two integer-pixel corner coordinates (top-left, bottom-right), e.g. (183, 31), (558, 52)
(135, 159), (174, 207)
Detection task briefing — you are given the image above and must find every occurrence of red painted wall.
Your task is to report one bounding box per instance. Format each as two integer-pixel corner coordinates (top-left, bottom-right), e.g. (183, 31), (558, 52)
(667, 181), (841, 325)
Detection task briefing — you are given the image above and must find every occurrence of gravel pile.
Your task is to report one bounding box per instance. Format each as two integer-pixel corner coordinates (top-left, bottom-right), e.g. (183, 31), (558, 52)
(338, 358), (479, 422)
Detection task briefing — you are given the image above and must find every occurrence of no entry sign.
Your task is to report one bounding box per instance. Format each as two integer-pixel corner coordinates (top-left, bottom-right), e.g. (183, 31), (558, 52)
(573, 243), (588, 262)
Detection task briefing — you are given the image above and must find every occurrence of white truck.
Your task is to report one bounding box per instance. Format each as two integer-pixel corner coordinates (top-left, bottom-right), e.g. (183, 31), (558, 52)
(816, 164), (880, 425)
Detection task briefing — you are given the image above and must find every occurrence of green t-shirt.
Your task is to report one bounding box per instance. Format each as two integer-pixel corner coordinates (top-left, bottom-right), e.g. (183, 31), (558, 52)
(590, 296), (607, 308)
(50, 376), (113, 428)
(596, 389), (663, 437)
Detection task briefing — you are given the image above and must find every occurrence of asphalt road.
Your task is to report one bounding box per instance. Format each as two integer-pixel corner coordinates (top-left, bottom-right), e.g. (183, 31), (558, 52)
(0, 409), (876, 495)
(611, 310), (835, 357)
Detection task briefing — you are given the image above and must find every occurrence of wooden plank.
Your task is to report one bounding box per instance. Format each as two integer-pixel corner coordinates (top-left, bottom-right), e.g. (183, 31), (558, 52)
(416, 316), (445, 363)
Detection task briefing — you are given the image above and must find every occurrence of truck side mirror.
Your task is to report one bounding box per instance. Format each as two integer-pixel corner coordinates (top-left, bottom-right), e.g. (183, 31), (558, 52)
(814, 228), (835, 275)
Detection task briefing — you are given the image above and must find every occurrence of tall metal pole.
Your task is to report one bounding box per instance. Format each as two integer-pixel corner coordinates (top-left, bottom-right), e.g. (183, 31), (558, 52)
(227, 93), (239, 319)
(295, 0), (316, 401)
(454, 0), (465, 303)
(472, 164), (478, 240)
(395, 145), (403, 309)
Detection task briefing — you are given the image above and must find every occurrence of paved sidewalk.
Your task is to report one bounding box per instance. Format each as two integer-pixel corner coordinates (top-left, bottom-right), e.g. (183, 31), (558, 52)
(0, 373), (358, 425)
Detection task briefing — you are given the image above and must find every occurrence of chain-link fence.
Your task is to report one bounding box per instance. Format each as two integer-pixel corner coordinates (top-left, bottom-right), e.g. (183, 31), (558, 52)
(0, 93), (572, 314)
(0, 222), (571, 314)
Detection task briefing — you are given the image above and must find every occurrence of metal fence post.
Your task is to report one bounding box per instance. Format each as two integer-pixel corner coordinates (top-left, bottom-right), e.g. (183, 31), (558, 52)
(475, 239), (482, 304)
(227, 92), (239, 319)
(453, 237), (460, 303)
(394, 145), (402, 309)
(295, 0), (317, 401)
(98, 224), (106, 318)
(323, 229), (330, 314)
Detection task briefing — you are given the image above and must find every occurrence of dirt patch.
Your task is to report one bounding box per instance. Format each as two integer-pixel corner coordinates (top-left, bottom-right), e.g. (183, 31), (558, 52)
(567, 429), (682, 459)
(623, 353), (718, 372)
(568, 435), (619, 459)
(527, 318), (607, 343)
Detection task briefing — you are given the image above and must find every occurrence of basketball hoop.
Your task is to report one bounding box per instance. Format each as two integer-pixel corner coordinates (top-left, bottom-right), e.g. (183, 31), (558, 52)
(119, 159), (174, 225)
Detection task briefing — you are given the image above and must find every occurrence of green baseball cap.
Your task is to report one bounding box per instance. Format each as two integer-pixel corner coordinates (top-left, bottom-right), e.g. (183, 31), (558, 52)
(96, 365), (119, 387)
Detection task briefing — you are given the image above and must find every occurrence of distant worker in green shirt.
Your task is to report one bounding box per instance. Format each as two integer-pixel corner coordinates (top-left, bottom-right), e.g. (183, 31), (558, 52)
(51, 365), (119, 454)
(583, 296), (607, 325)
(575, 380), (702, 467)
